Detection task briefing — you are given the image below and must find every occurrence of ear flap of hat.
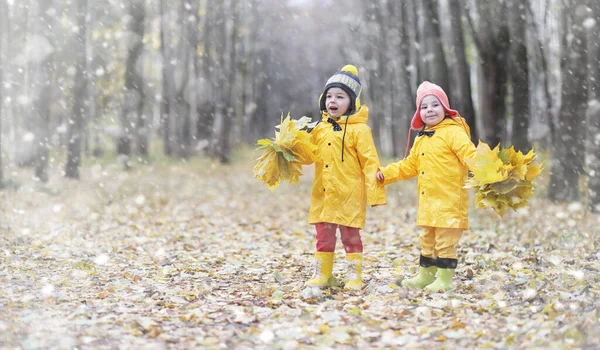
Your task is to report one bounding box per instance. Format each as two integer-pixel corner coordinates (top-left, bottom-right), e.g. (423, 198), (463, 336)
(410, 110), (424, 130)
(319, 93), (325, 112)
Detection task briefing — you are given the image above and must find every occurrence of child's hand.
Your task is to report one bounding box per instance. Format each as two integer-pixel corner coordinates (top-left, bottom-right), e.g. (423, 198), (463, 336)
(376, 170), (384, 183)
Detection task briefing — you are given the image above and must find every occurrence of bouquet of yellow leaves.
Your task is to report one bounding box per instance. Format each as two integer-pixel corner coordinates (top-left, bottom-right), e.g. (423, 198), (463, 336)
(253, 114), (318, 190)
(465, 142), (543, 217)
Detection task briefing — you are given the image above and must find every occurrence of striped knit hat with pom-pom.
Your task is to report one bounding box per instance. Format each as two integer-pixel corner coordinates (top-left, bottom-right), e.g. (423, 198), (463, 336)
(319, 65), (362, 115)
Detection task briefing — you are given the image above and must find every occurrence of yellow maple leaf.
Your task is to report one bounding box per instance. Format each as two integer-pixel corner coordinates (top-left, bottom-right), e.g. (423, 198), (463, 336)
(466, 142), (508, 185)
(253, 113), (317, 190)
(467, 142), (542, 217)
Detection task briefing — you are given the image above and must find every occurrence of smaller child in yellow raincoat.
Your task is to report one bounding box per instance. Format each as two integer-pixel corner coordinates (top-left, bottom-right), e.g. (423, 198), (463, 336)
(377, 81), (476, 292)
(303, 65), (386, 290)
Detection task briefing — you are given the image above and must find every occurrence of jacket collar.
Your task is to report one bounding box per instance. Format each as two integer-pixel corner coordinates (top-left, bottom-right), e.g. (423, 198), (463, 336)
(424, 116), (471, 137)
(321, 104), (369, 125)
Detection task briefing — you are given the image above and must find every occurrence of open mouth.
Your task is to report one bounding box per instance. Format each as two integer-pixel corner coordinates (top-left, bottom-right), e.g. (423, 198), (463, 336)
(329, 106), (338, 112)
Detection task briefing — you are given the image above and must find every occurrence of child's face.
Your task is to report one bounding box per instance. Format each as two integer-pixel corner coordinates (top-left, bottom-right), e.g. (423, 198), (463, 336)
(420, 95), (445, 127)
(325, 87), (351, 118)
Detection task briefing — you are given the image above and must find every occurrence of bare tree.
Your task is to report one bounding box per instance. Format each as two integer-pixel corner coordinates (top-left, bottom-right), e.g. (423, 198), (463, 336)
(361, 1), (382, 147)
(586, 0), (600, 212)
(197, 0), (215, 144)
(65, 0), (88, 179)
(467, 1), (510, 146)
(159, 0), (174, 155)
(86, 4), (100, 157)
(217, 0), (239, 163)
(12, 0), (34, 167)
(387, 1), (413, 157)
(420, 0), (450, 92)
(549, 0), (588, 202)
(118, 0), (146, 161)
(31, 1), (55, 182)
(447, 0), (478, 142)
(0, 0), (5, 186)
(188, 0), (201, 152)
(508, 0), (530, 151)
(173, 1), (194, 158)
(211, 0), (227, 159)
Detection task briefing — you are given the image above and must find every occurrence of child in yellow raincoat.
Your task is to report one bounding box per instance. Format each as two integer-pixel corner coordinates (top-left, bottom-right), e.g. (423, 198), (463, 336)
(377, 81), (476, 292)
(304, 65), (386, 290)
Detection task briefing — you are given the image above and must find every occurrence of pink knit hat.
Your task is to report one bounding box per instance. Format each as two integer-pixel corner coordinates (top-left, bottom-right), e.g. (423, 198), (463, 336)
(410, 81), (458, 130)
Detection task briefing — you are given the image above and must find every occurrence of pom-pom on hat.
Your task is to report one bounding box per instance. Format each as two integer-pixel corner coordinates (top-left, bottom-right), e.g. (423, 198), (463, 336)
(319, 64), (362, 115)
(410, 81), (458, 130)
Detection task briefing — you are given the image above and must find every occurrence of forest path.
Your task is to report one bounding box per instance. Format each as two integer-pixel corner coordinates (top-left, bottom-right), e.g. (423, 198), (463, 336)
(0, 155), (598, 349)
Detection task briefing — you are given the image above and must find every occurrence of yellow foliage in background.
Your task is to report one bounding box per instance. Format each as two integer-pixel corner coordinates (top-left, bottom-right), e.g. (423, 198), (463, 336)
(465, 142), (543, 217)
(253, 114), (318, 190)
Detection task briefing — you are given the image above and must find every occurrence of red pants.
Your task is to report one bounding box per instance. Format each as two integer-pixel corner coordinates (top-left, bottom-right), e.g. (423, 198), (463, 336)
(314, 222), (363, 253)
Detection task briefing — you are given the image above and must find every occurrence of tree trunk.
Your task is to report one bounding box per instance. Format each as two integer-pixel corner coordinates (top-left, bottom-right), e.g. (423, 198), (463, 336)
(210, 0), (227, 158)
(586, 0), (600, 212)
(470, 1), (510, 147)
(217, 0), (238, 164)
(65, 0), (88, 179)
(31, 0), (55, 182)
(86, 5), (100, 157)
(447, 0), (478, 142)
(420, 0), (450, 92)
(508, 0), (530, 152)
(174, 2), (191, 158)
(160, 0), (173, 155)
(189, 0), (200, 148)
(118, 0), (145, 163)
(13, 0), (36, 167)
(373, 0), (392, 154)
(388, 1), (412, 158)
(549, 0), (588, 202)
(197, 0), (214, 143)
(362, 2), (381, 148)
(0, 0), (4, 186)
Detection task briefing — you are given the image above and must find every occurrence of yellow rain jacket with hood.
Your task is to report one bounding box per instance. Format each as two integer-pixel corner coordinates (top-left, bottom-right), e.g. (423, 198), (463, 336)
(380, 117), (476, 229)
(306, 105), (386, 229)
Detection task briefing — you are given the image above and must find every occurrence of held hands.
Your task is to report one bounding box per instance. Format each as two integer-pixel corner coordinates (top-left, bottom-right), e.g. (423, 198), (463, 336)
(376, 170), (384, 183)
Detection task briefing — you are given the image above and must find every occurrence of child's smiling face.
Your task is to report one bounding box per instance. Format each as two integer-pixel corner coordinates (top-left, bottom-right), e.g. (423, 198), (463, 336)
(420, 95), (445, 127)
(325, 87), (351, 118)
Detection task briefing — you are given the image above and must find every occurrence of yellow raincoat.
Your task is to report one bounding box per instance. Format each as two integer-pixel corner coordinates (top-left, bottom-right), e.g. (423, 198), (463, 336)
(305, 105), (386, 229)
(381, 117), (476, 229)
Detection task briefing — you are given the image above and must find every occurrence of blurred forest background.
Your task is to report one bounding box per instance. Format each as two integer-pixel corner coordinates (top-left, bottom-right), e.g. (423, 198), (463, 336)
(0, 0), (599, 212)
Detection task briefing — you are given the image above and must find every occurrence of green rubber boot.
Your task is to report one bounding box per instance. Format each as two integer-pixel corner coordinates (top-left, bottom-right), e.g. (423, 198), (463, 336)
(401, 255), (437, 289)
(425, 268), (455, 292)
(425, 258), (458, 292)
(402, 266), (437, 289)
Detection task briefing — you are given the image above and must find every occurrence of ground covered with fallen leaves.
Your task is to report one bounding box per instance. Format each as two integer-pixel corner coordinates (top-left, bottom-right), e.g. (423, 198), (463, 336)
(1, 152), (599, 349)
